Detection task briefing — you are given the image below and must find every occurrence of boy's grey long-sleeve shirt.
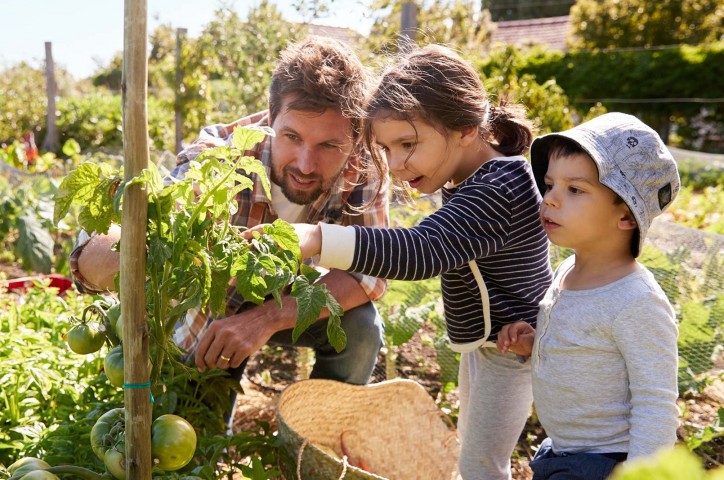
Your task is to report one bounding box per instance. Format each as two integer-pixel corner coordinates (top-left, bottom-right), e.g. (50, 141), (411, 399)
(532, 256), (680, 459)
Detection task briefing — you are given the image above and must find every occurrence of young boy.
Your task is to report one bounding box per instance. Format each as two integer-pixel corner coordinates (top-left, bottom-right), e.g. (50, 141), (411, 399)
(497, 112), (681, 480)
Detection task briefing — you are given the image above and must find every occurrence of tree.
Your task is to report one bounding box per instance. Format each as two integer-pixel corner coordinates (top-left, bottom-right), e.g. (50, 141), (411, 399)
(0, 63), (77, 149)
(193, 1), (304, 123)
(569, 0), (724, 49)
(363, 0), (494, 58)
(483, 0), (574, 21)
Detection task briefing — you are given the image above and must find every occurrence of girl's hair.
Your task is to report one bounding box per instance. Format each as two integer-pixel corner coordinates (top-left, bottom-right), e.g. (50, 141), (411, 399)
(363, 44), (534, 183)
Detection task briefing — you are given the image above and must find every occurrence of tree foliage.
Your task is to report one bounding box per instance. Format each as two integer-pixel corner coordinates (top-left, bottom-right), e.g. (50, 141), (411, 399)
(476, 45), (606, 136)
(0, 63), (79, 145)
(569, 0), (724, 49)
(192, 2), (304, 124)
(483, 0), (574, 21)
(362, 0), (494, 58)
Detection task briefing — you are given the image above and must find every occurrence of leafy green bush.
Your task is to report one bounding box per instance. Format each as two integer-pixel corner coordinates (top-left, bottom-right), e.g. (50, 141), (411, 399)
(509, 43), (724, 152)
(57, 94), (175, 152)
(0, 285), (106, 465)
(0, 64), (48, 144)
(476, 45), (607, 135)
(677, 158), (724, 191)
(0, 174), (61, 274)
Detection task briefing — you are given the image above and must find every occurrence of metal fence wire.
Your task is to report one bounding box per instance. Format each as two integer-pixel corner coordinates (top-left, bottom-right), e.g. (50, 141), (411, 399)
(367, 203), (723, 395)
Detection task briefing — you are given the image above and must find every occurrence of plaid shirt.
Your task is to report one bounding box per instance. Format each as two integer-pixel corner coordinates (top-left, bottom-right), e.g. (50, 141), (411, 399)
(171, 111), (389, 352)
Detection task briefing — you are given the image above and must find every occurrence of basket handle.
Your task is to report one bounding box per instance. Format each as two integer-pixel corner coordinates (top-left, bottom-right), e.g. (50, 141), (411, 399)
(296, 437), (351, 480)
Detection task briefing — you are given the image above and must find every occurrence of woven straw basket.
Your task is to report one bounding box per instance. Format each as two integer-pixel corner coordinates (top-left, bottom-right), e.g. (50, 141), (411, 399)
(277, 378), (460, 480)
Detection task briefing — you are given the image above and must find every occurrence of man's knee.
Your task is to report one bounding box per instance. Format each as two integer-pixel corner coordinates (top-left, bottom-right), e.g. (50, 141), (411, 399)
(338, 301), (384, 352)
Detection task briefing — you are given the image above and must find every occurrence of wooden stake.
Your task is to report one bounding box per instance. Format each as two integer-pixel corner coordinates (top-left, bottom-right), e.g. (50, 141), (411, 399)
(175, 28), (187, 154)
(122, 0), (152, 478)
(41, 42), (60, 152)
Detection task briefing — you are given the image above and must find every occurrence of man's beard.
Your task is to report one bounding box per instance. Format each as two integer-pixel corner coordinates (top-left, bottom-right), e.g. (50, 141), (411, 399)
(270, 165), (328, 205)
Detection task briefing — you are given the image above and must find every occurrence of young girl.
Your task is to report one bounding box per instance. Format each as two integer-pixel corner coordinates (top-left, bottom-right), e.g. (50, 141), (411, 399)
(287, 45), (553, 479)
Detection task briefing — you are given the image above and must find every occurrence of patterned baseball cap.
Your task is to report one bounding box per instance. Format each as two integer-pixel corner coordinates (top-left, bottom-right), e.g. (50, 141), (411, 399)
(530, 112), (680, 257)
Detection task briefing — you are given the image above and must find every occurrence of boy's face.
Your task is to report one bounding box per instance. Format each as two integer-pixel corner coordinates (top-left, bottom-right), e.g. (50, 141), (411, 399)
(540, 153), (633, 254)
(269, 95), (354, 205)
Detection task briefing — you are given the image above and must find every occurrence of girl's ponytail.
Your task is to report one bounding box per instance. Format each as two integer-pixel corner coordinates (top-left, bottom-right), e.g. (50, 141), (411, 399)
(485, 99), (534, 157)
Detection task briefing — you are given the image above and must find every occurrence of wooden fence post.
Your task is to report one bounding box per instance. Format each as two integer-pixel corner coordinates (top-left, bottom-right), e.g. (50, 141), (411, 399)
(175, 28), (187, 154)
(41, 42), (60, 152)
(400, 2), (418, 52)
(122, 0), (152, 478)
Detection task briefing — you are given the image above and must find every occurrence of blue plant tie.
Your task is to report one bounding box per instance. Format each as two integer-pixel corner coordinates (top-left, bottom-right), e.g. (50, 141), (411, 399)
(123, 382), (154, 403)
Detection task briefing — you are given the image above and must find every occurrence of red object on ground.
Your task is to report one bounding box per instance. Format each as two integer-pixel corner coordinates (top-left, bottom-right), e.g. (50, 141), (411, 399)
(5, 274), (74, 295)
(21, 131), (39, 164)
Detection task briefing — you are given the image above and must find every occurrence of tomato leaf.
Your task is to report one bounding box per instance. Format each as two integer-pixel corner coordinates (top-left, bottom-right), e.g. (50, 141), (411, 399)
(291, 276), (327, 343)
(16, 213), (54, 274)
(53, 162), (101, 223)
(232, 251), (268, 304)
(263, 220), (301, 261)
(291, 276), (346, 352)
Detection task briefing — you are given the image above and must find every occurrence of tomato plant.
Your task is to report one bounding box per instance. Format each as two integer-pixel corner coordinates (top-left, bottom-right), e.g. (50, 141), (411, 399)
(53, 126), (345, 384)
(151, 414), (197, 471)
(51, 127), (338, 478)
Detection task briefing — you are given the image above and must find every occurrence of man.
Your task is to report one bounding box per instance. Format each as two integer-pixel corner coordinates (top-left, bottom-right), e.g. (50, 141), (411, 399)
(71, 37), (388, 389)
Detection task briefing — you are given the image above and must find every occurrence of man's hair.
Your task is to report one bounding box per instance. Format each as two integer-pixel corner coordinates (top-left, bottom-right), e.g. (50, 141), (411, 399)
(268, 36), (370, 142)
(547, 137), (625, 205)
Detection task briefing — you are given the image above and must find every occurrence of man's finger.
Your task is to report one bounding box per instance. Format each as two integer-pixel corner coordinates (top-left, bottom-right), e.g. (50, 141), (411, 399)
(195, 329), (215, 371)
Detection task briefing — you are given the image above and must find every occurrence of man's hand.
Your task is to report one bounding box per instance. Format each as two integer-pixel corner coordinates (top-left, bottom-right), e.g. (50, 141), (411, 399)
(496, 321), (536, 357)
(243, 223), (323, 260)
(194, 301), (287, 371)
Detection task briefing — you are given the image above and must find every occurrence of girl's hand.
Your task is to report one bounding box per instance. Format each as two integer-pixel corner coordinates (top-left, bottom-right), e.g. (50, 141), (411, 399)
(497, 321), (535, 357)
(292, 223), (322, 260)
(242, 223), (322, 260)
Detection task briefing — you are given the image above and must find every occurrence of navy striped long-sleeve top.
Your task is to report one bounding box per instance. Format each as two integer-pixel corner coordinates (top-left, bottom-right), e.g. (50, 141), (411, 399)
(346, 156), (553, 351)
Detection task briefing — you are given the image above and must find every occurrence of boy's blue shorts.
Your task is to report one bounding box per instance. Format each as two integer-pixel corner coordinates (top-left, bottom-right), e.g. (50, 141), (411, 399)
(530, 437), (627, 480)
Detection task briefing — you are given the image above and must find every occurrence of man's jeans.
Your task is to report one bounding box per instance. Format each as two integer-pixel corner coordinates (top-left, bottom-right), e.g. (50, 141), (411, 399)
(226, 301), (384, 422)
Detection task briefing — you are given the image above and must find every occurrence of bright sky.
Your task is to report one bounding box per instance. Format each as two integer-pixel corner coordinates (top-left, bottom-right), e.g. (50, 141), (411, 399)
(0, 0), (376, 79)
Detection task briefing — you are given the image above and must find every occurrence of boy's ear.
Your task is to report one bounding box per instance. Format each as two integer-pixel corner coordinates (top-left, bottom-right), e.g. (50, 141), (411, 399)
(618, 209), (638, 231)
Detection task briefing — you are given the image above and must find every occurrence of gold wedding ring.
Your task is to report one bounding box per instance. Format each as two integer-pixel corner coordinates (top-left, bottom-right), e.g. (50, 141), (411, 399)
(220, 355), (231, 362)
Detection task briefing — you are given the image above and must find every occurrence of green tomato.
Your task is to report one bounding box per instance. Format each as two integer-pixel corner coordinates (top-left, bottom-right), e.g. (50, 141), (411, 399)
(106, 303), (123, 340)
(104, 448), (126, 480)
(90, 408), (125, 461)
(8, 457), (50, 476)
(19, 471), (58, 480)
(151, 414), (197, 471)
(104, 345), (125, 388)
(67, 322), (106, 354)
